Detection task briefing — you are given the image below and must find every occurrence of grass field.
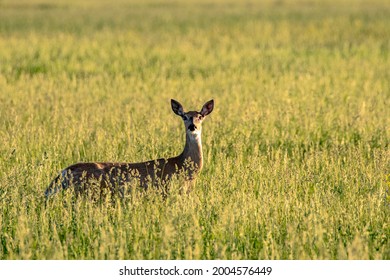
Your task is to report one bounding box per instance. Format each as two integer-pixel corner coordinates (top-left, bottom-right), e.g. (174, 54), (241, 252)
(0, 0), (389, 259)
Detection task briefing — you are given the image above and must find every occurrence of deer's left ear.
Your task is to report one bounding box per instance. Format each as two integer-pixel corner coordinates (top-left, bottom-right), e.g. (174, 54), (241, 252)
(171, 99), (184, 116)
(200, 100), (214, 116)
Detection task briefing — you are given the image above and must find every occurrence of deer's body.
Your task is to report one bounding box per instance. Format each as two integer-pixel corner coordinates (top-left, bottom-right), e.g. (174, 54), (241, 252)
(45, 99), (214, 198)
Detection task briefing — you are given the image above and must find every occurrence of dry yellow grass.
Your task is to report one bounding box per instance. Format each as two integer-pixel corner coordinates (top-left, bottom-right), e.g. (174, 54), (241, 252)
(0, 0), (389, 259)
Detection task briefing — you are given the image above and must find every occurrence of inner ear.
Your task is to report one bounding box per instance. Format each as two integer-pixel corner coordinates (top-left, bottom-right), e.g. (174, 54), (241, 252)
(171, 99), (184, 116)
(200, 99), (214, 116)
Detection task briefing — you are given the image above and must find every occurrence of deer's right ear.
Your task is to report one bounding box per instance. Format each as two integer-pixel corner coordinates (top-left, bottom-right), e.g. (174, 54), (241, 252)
(171, 99), (184, 116)
(200, 99), (214, 116)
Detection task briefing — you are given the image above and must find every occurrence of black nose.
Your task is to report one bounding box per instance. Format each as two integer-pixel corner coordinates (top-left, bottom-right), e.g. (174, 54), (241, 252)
(188, 124), (196, 131)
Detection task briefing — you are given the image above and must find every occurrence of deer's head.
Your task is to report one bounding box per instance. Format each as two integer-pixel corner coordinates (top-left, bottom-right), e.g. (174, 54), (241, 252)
(171, 99), (214, 137)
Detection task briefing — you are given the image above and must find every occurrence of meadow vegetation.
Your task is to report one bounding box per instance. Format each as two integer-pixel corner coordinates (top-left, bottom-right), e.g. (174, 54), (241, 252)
(0, 0), (389, 259)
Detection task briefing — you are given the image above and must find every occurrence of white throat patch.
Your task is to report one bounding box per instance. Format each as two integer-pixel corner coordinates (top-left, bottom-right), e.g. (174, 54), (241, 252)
(188, 130), (201, 142)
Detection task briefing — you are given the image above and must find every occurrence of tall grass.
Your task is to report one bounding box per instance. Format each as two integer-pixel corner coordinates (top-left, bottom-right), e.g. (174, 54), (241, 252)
(0, 0), (389, 259)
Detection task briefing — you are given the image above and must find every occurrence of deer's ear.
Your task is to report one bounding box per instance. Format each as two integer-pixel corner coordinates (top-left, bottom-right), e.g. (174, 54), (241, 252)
(171, 99), (184, 116)
(200, 99), (214, 116)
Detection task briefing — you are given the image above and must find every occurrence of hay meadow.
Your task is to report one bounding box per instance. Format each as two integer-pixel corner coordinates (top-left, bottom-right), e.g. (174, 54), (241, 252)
(0, 0), (389, 259)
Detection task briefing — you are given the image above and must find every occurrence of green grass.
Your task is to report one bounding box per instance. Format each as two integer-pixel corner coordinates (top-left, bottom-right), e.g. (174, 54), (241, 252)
(0, 0), (389, 259)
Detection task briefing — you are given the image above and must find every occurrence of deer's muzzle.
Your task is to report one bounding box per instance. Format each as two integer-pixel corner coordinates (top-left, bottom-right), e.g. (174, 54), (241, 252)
(188, 124), (197, 131)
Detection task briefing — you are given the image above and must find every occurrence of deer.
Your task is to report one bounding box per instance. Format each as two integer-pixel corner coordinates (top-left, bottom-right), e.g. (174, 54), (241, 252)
(44, 99), (214, 198)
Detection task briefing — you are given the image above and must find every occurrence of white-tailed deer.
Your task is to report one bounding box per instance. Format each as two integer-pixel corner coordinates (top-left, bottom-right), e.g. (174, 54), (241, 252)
(45, 99), (214, 198)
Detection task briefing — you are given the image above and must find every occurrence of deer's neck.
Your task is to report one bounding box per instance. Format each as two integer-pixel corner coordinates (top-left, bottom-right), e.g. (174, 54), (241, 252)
(177, 132), (203, 171)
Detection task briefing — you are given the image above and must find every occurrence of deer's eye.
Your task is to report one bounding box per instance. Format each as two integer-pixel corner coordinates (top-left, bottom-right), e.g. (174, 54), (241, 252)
(182, 115), (188, 121)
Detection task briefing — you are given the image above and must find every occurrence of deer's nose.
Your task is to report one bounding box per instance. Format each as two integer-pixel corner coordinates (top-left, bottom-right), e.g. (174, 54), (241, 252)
(188, 124), (197, 131)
